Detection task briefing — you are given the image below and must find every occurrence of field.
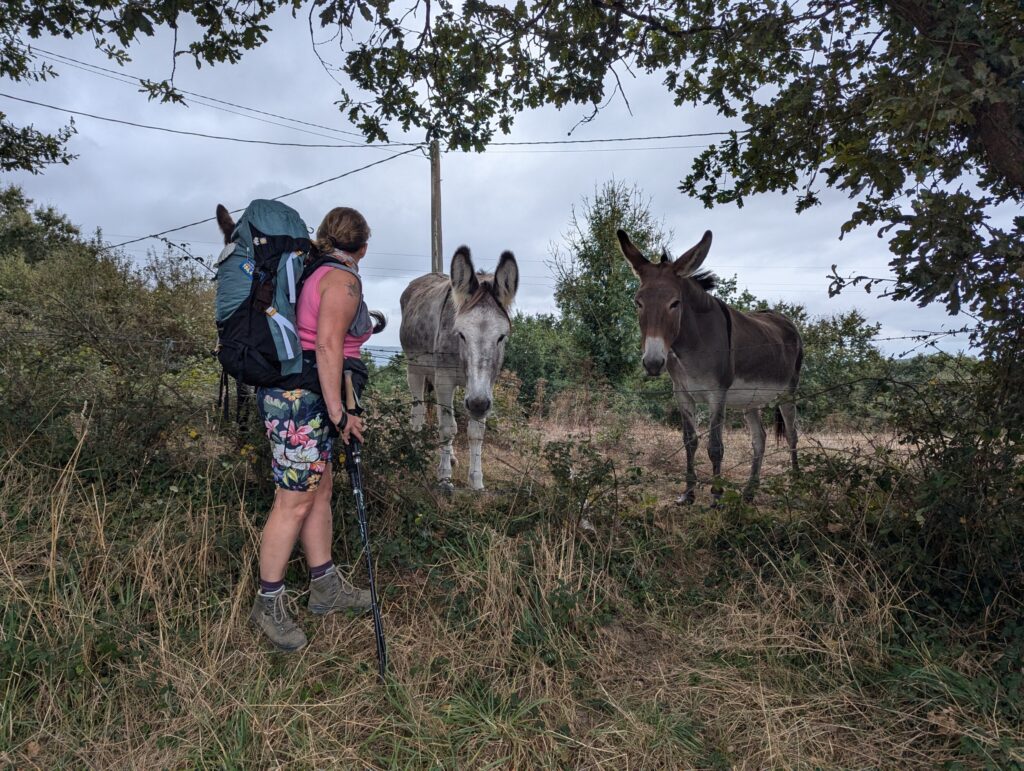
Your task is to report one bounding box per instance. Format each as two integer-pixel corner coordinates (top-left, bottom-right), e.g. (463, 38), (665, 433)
(4, 4), (1023, 763)
(3, 394), (1021, 769)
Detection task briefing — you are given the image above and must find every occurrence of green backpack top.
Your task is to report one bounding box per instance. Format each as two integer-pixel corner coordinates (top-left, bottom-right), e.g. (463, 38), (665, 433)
(215, 199), (379, 391)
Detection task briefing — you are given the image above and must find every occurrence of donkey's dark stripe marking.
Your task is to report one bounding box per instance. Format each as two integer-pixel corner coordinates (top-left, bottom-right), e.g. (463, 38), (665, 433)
(715, 297), (733, 349)
(617, 227), (802, 504)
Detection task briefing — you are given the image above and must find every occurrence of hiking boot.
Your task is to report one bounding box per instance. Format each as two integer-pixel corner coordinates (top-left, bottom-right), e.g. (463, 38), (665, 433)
(250, 589), (307, 651)
(308, 568), (372, 615)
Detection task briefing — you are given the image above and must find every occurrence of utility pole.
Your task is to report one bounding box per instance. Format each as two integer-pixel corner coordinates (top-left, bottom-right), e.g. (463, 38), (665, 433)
(430, 139), (443, 273)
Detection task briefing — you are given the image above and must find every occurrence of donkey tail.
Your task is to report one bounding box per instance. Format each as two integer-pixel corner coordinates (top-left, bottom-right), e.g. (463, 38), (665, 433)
(774, 406), (786, 446)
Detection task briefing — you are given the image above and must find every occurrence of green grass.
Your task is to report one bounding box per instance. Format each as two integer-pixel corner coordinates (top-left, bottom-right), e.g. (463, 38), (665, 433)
(2, 405), (1022, 769)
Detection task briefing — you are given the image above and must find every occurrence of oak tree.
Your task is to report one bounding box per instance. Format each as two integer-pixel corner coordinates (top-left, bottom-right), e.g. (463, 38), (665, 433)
(3, 1), (1022, 358)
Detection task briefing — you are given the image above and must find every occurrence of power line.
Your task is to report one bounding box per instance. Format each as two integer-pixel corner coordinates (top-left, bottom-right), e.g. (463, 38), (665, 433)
(487, 130), (742, 146)
(103, 147), (422, 250)
(34, 51), (408, 159)
(36, 53), (364, 145)
(31, 48), (741, 151)
(481, 144), (707, 154)
(0, 92), (423, 149)
(5, 87), (722, 156)
(32, 46), (368, 140)
(5, 87), (736, 152)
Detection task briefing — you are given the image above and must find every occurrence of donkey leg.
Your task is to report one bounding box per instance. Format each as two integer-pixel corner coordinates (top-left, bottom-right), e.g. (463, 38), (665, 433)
(467, 417), (486, 491)
(407, 368), (427, 431)
(707, 393), (728, 503)
(779, 401), (799, 473)
(678, 409), (699, 505)
(669, 363), (699, 504)
(743, 408), (766, 501)
(433, 378), (458, 489)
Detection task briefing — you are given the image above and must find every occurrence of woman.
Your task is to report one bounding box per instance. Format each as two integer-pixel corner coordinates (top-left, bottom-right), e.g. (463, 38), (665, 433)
(249, 206), (375, 651)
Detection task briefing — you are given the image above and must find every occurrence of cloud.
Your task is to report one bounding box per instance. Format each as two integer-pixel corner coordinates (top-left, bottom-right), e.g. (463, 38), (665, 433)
(3, 8), (968, 357)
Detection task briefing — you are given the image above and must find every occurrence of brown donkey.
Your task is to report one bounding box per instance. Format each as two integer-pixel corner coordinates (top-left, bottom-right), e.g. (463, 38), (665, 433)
(617, 229), (803, 503)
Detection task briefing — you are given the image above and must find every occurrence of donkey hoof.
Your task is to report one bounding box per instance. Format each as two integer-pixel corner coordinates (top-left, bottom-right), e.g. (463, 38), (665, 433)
(675, 493), (696, 506)
(437, 479), (455, 495)
(742, 486), (757, 503)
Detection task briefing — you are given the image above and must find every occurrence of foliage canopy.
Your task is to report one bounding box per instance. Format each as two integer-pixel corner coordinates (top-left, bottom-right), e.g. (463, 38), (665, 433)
(3, 2), (1021, 350)
(3, 3), (1020, 550)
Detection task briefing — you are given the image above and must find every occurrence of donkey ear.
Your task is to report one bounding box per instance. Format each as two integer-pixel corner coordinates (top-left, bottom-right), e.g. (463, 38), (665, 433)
(617, 229), (649, 275)
(673, 230), (713, 277)
(450, 246), (479, 305)
(216, 204), (235, 244)
(493, 251), (519, 309)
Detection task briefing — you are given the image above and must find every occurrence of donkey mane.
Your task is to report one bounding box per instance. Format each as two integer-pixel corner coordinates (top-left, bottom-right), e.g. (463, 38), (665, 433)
(688, 269), (718, 292)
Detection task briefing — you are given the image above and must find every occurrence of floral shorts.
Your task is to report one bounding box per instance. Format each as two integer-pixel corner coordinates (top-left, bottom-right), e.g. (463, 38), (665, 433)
(256, 387), (334, 492)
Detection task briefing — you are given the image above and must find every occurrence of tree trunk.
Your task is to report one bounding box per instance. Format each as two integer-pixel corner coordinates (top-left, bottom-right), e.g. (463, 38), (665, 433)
(885, 0), (1024, 194)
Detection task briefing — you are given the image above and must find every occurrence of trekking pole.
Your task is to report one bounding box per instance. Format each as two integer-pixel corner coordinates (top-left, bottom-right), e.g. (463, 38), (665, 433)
(342, 371), (387, 682)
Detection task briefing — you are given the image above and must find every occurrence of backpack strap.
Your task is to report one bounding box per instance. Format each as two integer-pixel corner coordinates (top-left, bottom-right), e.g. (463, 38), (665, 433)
(297, 252), (348, 297)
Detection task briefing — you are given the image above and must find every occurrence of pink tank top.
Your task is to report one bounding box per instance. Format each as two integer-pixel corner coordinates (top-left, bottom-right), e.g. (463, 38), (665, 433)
(297, 264), (372, 359)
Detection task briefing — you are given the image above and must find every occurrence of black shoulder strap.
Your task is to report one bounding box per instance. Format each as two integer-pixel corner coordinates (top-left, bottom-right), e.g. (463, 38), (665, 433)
(297, 253), (343, 296)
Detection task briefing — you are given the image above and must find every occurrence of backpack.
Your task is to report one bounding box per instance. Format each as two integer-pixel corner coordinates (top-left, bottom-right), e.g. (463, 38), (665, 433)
(215, 199), (369, 391)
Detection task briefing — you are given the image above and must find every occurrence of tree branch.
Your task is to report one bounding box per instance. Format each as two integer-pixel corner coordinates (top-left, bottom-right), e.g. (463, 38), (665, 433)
(885, 0), (1024, 194)
(590, 0), (722, 39)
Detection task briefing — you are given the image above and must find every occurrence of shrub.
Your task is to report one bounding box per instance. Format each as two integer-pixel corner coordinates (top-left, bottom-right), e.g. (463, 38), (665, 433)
(0, 243), (219, 483)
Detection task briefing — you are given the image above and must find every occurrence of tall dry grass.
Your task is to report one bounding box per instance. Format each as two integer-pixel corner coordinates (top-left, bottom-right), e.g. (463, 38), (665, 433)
(2, 409), (1021, 769)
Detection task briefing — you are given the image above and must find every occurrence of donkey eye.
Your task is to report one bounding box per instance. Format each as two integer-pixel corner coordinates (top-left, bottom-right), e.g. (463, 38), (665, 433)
(458, 332), (466, 341)
(635, 299), (643, 308)
(669, 300), (681, 309)
(497, 334), (506, 344)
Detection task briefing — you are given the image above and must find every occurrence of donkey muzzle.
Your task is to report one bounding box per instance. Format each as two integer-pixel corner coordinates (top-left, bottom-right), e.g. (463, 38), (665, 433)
(642, 337), (668, 376)
(643, 357), (666, 377)
(465, 396), (492, 418)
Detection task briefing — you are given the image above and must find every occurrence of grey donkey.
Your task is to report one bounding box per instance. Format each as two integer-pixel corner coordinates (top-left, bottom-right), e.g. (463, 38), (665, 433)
(399, 246), (519, 490)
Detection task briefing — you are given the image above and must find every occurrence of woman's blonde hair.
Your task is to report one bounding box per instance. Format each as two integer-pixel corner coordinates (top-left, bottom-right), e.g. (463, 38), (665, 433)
(313, 207), (371, 254)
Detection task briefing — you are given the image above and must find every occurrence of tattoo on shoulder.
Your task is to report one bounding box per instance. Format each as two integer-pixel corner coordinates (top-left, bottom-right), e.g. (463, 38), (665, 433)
(346, 280), (360, 299)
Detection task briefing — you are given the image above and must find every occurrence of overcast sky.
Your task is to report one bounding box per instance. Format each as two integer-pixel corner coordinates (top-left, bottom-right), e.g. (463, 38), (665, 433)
(3, 8), (971, 357)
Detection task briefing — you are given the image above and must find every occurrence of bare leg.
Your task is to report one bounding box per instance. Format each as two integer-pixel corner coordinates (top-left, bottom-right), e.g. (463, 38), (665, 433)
(298, 465), (334, 568)
(779, 400), (799, 473)
(408, 368), (427, 431)
(433, 375), (458, 487)
(259, 488), (317, 582)
(467, 416), (485, 490)
(743, 408), (766, 501)
(707, 392), (727, 503)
